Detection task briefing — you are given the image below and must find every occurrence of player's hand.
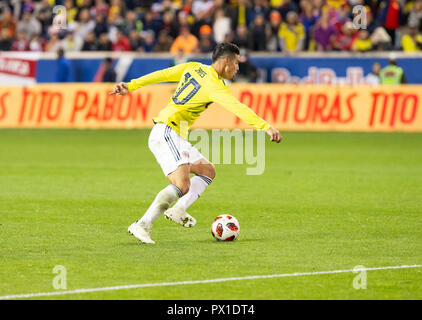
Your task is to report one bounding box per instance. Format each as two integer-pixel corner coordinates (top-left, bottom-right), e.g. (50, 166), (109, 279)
(109, 82), (129, 95)
(266, 127), (282, 143)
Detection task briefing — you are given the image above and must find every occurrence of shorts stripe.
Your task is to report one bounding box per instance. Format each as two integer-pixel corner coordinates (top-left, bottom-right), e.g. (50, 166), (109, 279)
(164, 126), (181, 161)
(166, 126), (181, 161)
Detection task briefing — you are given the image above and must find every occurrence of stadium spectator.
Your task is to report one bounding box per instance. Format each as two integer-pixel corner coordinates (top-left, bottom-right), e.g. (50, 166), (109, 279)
(352, 29), (373, 52)
(192, 0), (214, 17)
(311, 0), (325, 15)
(278, 11), (305, 53)
(332, 3), (350, 31)
(56, 48), (74, 82)
(161, 10), (179, 40)
(213, 0), (228, 13)
(141, 9), (163, 36)
(45, 33), (62, 52)
(191, 0), (214, 31)
(229, 0), (254, 31)
(278, 0), (299, 21)
(191, 0), (214, 39)
(63, 0), (78, 24)
(198, 24), (216, 53)
(76, 0), (93, 16)
(0, 28), (13, 51)
(29, 34), (44, 52)
(0, 0), (418, 54)
(11, 31), (30, 51)
(366, 62), (381, 85)
(17, 9), (41, 39)
(112, 29), (131, 51)
(408, 0), (422, 31)
(97, 32), (112, 51)
(62, 30), (83, 52)
(379, 54), (407, 84)
(250, 0), (270, 21)
(19, 0), (34, 14)
(69, 8), (95, 44)
(180, 0), (195, 15)
(122, 10), (140, 36)
(141, 30), (157, 52)
(249, 13), (267, 51)
(153, 29), (173, 52)
(109, 0), (126, 20)
(172, 48), (190, 66)
(401, 24), (422, 52)
(151, 0), (176, 13)
(136, 0), (155, 10)
(102, 57), (116, 82)
(82, 31), (99, 51)
(370, 26), (392, 50)
(170, 26), (198, 55)
(232, 24), (253, 50)
(213, 7), (231, 44)
(300, 0), (319, 50)
(175, 10), (191, 32)
(0, 8), (16, 38)
(36, 1), (53, 38)
(332, 20), (356, 51)
(91, 0), (110, 17)
(34, 0), (51, 17)
(232, 48), (258, 83)
(378, 0), (403, 48)
(93, 14), (109, 37)
(128, 29), (142, 52)
(266, 10), (282, 52)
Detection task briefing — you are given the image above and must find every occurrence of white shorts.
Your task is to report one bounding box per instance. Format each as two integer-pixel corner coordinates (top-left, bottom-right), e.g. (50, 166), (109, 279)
(148, 124), (206, 176)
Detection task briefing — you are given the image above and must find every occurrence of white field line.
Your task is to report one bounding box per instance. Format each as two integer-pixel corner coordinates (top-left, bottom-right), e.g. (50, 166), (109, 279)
(1, 264), (421, 300)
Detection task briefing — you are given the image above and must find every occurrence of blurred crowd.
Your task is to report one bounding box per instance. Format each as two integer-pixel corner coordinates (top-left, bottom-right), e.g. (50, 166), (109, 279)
(1, 0), (422, 54)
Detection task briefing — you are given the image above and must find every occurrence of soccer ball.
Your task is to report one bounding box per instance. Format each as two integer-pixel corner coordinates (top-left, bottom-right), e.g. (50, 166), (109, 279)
(211, 215), (240, 241)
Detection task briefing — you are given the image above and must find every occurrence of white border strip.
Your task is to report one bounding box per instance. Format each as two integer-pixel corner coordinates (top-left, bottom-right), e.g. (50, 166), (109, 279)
(1, 264), (421, 300)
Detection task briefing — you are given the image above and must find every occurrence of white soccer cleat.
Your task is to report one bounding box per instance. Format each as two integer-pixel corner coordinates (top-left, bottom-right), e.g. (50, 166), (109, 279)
(128, 221), (155, 244)
(164, 207), (196, 228)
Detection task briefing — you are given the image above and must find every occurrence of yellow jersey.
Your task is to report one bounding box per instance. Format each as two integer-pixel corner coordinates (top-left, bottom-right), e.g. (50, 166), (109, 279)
(401, 34), (422, 52)
(278, 23), (305, 51)
(127, 62), (271, 139)
(352, 39), (372, 52)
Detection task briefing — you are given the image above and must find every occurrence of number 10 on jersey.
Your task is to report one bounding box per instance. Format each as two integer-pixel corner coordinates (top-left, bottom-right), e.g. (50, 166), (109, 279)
(172, 72), (201, 105)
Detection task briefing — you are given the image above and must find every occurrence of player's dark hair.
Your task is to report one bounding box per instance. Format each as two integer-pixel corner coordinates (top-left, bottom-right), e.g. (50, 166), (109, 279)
(212, 43), (240, 63)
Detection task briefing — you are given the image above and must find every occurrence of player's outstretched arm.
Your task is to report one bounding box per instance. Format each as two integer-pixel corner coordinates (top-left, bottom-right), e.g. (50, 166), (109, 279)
(110, 63), (191, 95)
(109, 82), (128, 96)
(266, 127), (282, 143)
(209, 85), (283, 143)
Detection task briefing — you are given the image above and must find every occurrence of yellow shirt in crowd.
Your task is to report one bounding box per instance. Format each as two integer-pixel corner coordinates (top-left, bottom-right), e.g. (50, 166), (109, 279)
(353, 39), (372, 51)
(401, 34), (422, 52)
(278, 23), (305, 51)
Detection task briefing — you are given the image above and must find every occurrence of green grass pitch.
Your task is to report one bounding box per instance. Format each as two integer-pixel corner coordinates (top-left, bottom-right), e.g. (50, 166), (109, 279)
(0, 129), (421, 299)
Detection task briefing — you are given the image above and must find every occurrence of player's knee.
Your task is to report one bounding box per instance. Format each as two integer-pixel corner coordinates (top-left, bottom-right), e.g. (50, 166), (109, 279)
(176, 179), (190, 196)
(207, 163), (216, 180)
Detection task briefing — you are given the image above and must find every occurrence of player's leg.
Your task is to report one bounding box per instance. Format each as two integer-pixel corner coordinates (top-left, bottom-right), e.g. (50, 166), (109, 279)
(162, 163), (197, 227)
(129, 164), (189, 244)
(166, 163), (191, 195)
(137, 163), (189, 227)
(129, 124), (190, 243)
(172, 158), (216, 212)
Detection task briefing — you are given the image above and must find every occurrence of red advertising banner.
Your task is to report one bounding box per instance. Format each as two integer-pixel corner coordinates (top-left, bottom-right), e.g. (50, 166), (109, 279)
(0, 53), (38, 85)
(0, 84), (421, 132)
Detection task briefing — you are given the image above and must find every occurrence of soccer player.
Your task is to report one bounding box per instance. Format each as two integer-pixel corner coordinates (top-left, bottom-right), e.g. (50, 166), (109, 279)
(110, 43), (282, 244)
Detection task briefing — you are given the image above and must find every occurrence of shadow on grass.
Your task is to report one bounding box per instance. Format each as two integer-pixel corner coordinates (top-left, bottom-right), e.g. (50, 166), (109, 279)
(192, 238), (264, 244)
